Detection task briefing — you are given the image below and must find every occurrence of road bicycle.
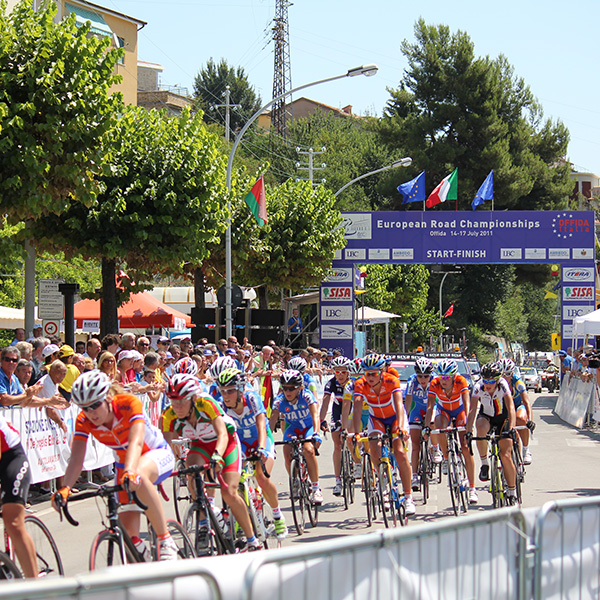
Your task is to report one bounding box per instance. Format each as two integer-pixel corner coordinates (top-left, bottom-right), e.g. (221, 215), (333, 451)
(339, 430), (355, 509)
(355, 434), (379, 527)
(431, 420), (469, 516)
(58, 481), (195, 568)
(171, 438), (192, 525)
(173, 463), (236, 556)
(374, 428), (407, 528)
(411, 422), (437, 505)
(275, 438), (318, 535)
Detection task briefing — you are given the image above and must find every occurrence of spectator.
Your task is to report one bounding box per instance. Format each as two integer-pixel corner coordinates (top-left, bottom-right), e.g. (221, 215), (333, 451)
(84, 338), (102, 364)
(217, 339), (228, 356)
(136, 336), (151, 356)
(75, 341), (86, 354)
(15, 342), (33, 361)
(156, 336), (170, 353)
(42, 344), (60, 373)
(116, 350), (136, 386)
(9, 328), (26, 346)
(72, 353), (85, 374)
(227, 335), (239, 349)
(288, 307), (302, 349)
(57, 345), (81, 402)
(97, 351), (117, 381)
(15, 360), (33, 389)
(131, 351), (145, 382)
(83, 357), (95, 372)
(101, 334), (120, 355)
(30, 338), (47, 384)
(120, 332), (136, 351)
(27, 324), (43, 342)
(170, 345), (181, 362)
(179, 336), (192, 357)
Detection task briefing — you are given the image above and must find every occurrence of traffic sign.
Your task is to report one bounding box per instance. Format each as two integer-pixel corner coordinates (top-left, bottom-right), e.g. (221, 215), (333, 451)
(42, 320), (59, 337)
(38, 279), (64, 319)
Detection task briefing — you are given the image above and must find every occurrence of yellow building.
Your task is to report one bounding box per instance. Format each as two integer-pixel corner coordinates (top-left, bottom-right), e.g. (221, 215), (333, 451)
(6, 0), (145, 106)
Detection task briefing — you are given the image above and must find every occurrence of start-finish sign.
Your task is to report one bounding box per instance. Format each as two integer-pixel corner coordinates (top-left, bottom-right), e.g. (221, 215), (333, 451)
(319, 210), (596, 357)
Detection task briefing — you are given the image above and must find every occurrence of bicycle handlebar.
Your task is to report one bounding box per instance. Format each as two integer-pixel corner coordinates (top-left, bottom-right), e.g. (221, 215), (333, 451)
(171, 463), (230, 493)
(273, 437), (320, 456)
(244, 453), (271, 478)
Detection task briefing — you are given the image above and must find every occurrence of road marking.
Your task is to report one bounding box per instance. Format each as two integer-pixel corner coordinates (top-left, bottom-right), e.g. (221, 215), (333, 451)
(566, 439), (599, 447)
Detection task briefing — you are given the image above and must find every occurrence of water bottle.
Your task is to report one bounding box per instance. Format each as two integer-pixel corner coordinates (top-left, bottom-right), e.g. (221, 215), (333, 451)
(131, 536), (151, 562)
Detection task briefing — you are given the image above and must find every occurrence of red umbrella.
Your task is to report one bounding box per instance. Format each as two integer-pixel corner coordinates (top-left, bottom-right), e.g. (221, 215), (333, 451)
(74, 291), (192, 329)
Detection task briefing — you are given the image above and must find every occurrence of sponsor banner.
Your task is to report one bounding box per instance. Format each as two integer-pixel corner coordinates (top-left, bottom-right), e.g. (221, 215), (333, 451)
(321, 305), (353, 321)
(321, 324), (353, 340)
(562, 323), (573, 338)
(326, 268), (353, 283)
(563, 267), (595, 283)
(320, 286), (352, 301)
(333, 249), (342, 261)
(563, 305), (595, 319)
(338, 211), (594, 265)
(368, 248), (390, 260)
(81, 320), (100, 332)
(563, 286), (594, 300)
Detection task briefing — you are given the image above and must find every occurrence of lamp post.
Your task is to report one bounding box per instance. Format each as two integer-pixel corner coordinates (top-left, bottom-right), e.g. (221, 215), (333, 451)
(334, 157), (412, 197)
(438, 270), (460, 350)
(224, 64), (379, 338)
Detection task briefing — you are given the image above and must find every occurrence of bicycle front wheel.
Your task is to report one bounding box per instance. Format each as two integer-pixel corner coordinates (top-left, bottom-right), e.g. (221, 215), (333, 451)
(167, 519), (197, 559)
(302, 459), (318, 528)
(89, 531), (129, 570)
(448, 451), (468, 516)
(378, 462), (397, 528)
(0, 550), (22, 579)
(289, 459), (306, 535)
(419, 440), (430, 504)
(362, 453), (375, 526)
(24, 515), (63, 577)
(172, 463), (191, 525)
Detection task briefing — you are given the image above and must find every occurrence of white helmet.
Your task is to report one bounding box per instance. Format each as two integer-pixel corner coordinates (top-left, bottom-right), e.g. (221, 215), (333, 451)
(71, 371), (111, 408)
(288, 356), (307, 372)
(209, 356), (236, 379)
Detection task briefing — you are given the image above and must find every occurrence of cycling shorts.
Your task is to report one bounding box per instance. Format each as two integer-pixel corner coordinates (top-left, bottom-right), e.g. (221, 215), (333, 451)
(0, 446), (30, 506)
(349, 408), (370, 433)
(283, 424), (315, 442)
(240, 430), (275, 461)
(367, 414), (408, 440)
(515, 404), (528, 419)
(189, 433), (242, 475)
(433, 404), (466, 427)
(115, 446), (175, 505)
(478, 410), (511, 437)
(408, 406), (427, 429)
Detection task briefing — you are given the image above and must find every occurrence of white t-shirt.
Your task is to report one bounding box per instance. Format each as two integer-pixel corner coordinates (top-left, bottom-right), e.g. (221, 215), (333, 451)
(37, 374), (59, 399)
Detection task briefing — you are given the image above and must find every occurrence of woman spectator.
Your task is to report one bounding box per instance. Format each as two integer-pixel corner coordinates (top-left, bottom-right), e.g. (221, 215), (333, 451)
(15, 342), (33, 361)
(97, 352), (118, 381)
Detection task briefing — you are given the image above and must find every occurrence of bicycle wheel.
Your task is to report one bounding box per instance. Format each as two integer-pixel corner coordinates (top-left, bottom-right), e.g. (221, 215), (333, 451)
(89, 531), (129, 569)
(512, 446), (523, 505)
(206, 504), (234, 555)
(448, 450), (467, 516)
(289, 459), (306, 535)
(0, 550), (22, 579)
(302, 459), (318, 528)
(172, 463), (191, 526)
(166, 519), (197, 559)
(378, 462), (397, 528)
(341, 445), (353, 509)
(24, 515), (63, 577)
(455, 453), (469, 514)
(252, 487), (274, 549)
(490, 453), (503, 508)
(419, 440), (430, 504)
(362, 453), (375, 526)
(397, 497), (407, 527)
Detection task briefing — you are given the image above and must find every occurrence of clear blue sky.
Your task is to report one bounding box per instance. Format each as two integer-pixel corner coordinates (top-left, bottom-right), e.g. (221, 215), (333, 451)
(107, 0), (600, 174)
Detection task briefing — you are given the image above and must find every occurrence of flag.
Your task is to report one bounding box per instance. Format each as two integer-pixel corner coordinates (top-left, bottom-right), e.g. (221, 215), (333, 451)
(552, 281), (561, 291)
(544, 290), (558, 300)
(261, 372), (273, 417)
(244, 176), (267, 226)
(426, 169), (458, 208)
(397, 171), (426, 204)
(443, 302), (455, 318)
(472, 170), (494, 210)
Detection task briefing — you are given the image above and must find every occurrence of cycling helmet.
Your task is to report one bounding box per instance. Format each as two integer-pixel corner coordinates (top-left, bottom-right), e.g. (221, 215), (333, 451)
(166, 373), (201, 401)
(71, 370), (111, 408)
(217, 367), (245, 391)
(362, 353), (385, 371)
(288, 356), (307, 372)
(497, 358), (516, 376)
(348, 358), (364, 378)
(209, 356), (236, 379)
(480, 362), (502, 381)
(414, 357), (433, 375)
(435, 358), (458, 377)
(331, 356), (351, 369)
(173, 357), (199, 376)
(383, 355), (393, 365)
(280, 369), (303, 387)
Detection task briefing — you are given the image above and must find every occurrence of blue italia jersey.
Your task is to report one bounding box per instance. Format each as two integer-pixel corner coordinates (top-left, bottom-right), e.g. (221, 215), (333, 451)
(405, 374), (429, 411)
(224, 389), (272, 455)
(303, 372), (318, 398)
(510, 374), (527, 409)
(273, 389), (317, 435)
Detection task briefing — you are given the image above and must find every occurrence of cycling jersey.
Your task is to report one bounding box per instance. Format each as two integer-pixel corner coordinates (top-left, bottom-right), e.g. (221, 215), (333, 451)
(354, 372), (402, 420)
(303, 372), (318, 398)
(273, 389), (317, 441)
(405, 373), (429, 426)
(509, 375), (527, 410)
(323, 376), (346, 424)
(0, 415), (21, 453)
(0, 414), (30, 506)
(344, 380), (370, 430)
(223, 390), (274, 458)
(472, 378), (511, 418)
(75, 394), (168, 462)
(428, 375), (468, 413)
(386, 367), (400, 379)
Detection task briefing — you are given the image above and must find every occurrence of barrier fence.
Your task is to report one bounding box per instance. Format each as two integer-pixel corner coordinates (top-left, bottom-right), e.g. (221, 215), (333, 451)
(554, 375), (599, 428)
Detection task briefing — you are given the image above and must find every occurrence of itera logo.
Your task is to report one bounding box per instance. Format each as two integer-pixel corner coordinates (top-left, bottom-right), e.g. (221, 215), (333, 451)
(563, 268), (594, 282)
(552, 212), (591, 239)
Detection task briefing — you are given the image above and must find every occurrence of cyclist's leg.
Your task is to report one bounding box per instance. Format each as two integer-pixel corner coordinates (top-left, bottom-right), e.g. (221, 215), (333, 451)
(455, 410), (474, 487)
(331, 427), (342, 489)
(392, 431), (412, 495)
(433, 409), (450, 457)
(515, 405), (529, 446)
(2, 503), (37, 578)
(367, 416), (383, 467)
(498, 436), (516, 489)
(408, 406), (425, 473)
(476, 414), (491, 480)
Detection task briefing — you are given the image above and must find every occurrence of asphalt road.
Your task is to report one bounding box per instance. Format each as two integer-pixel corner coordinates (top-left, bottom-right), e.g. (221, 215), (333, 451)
(23, 390), (600, 575)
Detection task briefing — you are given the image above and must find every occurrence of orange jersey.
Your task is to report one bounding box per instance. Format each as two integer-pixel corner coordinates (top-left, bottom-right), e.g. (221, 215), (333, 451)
(428, 375), (468, 412)
(74, 393), (167, 463)
(386, 367), (400, 379)
(354, 372), (402, 420)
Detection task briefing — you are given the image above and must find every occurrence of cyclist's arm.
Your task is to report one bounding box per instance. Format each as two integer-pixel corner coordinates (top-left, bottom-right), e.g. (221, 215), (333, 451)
(404, 393), (412, 417)
(341, 396), (352, 430)
(256, 412), (267, 449)
(393, 389), (406, 430)
(461, 389), (471, 422)
(210, 415), (229, 457)
(352, 397), (363, 433)
(123, 419), (145, 474)
(319, 392), (332, 423)
(309, 401), (319, 433)
(268, 408), (280, 432)
(62, 437), (87, 490)
(520, 390), (533, 421)
(504, 392), (516, 429)
(424, 393), (436, 426)
(466, 392), (478, 432)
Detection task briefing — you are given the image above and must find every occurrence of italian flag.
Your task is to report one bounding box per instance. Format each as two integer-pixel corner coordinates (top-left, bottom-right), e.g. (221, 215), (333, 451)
(426, 169), (458, 208)
(244, 176), (267, 226)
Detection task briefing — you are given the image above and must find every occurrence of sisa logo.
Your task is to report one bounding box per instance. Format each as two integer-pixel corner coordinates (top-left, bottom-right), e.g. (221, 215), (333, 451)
(563, 286), (593, 300)
(321, 287), (352, 301)
(552, 212), (591, 239)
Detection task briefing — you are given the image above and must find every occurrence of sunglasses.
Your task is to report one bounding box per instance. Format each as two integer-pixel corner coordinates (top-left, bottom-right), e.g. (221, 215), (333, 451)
(282, 385), (299, 392)
(82, 400), (104, 412)
(417, 374), (430, 378)
(483, 378), (500, 384)
(139, 342), (150, 347)
(219, 388), (238, 396)
(440, 375), (453, 380)
(365, 371), (381, 377)
(2, 357), (17, 364)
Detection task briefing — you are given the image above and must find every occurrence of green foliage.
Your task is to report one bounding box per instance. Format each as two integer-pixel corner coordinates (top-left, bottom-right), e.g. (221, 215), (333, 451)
(377, 19), (572, 211)
(0, 0), (123, 220)
(495, 285), (529, 343)
(521, 281), (556, 350)
(193, 58), (262, 134)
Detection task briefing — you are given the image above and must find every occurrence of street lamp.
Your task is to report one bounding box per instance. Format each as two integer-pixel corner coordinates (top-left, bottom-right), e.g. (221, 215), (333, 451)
(437, 270), (460, 350)
(334, 157), (412, 197)
(224, 64), (379, 337)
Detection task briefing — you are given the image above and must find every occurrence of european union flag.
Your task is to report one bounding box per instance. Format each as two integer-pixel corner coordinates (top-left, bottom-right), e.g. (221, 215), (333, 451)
(472, 170), (494, 210)
(397, 171), (425, 204)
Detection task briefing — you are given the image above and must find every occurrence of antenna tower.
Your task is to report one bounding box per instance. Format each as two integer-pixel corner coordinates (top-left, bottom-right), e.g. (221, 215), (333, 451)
(271, 0), (292, 138)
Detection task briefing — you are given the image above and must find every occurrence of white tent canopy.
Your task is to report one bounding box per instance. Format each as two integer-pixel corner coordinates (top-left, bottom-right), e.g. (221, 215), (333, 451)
(0, 306), (40, 331)
(573, 308), (600, 337)
(356, 306), (401, 325)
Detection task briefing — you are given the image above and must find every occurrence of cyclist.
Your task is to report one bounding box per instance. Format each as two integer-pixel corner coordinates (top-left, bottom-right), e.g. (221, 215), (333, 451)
(162, 374), (261, 552)
(404, 356), (434, 492)
(319, 356), (351, 496)
(287, 356), (319, 400)
(498, 358), (535, 465)
(217, 368), (288, 539)
(0, 414), (38, 577)
(268, 369), (323, 505)
(469, 362), (518, 503)
(383, 355), (400, 379)
(425, 358), (477, 504)
(352, 353), (415, 516)
(206, 356), (237, 403)
(51, 371), (179, 561)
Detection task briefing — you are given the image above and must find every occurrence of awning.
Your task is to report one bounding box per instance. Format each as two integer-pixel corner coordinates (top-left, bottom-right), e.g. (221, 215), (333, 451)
(65, 2), (113, 37)
(356, 307), (401, 325)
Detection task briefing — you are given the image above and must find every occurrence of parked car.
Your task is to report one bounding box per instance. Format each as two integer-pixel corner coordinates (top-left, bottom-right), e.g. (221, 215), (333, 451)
(389, 355), (417, 395)
(467, 360), (481, 386)
(520, 366), (542, 393)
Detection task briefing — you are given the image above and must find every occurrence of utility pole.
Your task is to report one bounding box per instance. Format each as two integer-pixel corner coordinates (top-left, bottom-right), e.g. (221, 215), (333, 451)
(211, 86), (241, 142)
(296, 147), (326, 184)
(271, 0), (292, 138)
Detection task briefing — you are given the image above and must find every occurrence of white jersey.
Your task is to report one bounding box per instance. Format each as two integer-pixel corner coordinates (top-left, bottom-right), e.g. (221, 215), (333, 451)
(472, 378), (511, 418)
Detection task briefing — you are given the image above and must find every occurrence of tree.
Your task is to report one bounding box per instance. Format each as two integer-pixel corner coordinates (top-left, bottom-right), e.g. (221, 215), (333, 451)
(193, 58), (262, 135)
(377, 19), (572, 211)
(30, 107), (229, 334)
(0, 0), (123, 219)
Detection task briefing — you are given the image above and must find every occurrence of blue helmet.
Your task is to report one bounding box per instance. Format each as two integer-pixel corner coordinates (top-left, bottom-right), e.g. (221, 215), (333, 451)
(362, 353), (385, 371)
(435, 359), (458, 377)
